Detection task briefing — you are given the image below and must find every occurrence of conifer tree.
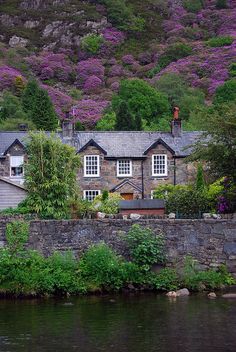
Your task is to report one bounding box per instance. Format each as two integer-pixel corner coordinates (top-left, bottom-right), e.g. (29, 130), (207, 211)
(195, 163), (206, 192)
(115, 101), (136, 130)
(31, 88), (58, 131)
(22, 80), (39, 113)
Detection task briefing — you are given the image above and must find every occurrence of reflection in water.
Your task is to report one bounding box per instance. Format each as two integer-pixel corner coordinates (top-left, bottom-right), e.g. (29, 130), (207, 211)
(0, 294), (236, 352)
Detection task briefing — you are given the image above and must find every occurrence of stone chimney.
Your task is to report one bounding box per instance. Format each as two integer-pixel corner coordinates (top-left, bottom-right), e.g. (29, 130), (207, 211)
(62, 120), (74, 139)
(171, 107), (182, 137)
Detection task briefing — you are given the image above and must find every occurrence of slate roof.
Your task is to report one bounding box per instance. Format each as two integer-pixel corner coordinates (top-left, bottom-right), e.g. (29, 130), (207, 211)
(75, 131), (202, 157)
(0, 130), (203, 157)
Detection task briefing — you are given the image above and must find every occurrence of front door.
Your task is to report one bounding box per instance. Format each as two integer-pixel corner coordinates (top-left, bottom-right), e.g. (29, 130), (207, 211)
(121, 193), (134, 200)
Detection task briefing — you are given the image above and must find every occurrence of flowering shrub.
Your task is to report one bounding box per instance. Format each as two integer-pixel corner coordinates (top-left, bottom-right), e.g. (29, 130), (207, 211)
(76, 59), (105, 88)
(108, 64), (124, 77)
(122, 54), (135, 65)
(0, 66), (25, 90)
(102, 27), (125, 45)
(70, 99), (109, 128)
(83, 75), (103, 93)
(42, 85), (74, 119)
(26, 52), (74, 82)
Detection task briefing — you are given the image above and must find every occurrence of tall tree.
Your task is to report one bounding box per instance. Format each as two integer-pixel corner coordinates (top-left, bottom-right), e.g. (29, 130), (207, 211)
(115, 101), (136, 130)
(22, 80), (39, 113)
(190, 103), (236, 181)
(31, 87), (58, 131)
(25, 132), (81, 219)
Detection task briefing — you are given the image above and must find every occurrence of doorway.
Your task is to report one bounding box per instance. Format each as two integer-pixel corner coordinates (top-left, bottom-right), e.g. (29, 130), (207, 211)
(121, 193), (134, 200)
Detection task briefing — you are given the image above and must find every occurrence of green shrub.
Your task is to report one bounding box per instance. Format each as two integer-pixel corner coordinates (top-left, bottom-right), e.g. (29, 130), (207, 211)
(92, 192), (122, 214)
(79, 243), (128, 290)
(182, 256), (235, 291)
(81, 34), (104, 54)
(5, 220), (29, 256)
(158, 43), (192, 70)
(183, 0), (205, 12)
(125, 224), (166, 268)
(152, 268), (179, 291)
(213, 79), (236, 105)
(207, 36), (234, 47)
(216, 0), (228, 9)
(229, 63), (236, 78)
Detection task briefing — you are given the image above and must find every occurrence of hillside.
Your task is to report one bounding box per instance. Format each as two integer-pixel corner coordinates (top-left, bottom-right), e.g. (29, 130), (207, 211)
(0, 0), (235, 131)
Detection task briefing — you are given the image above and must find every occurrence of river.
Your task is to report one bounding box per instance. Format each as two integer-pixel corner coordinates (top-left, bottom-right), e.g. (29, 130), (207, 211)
(0, 294), (236, 352)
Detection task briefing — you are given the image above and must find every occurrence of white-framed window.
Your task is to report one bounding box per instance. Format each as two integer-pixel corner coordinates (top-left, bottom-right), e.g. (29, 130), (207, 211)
(84, 155), (100, 177)
(83, 190), (101, 202)
(152, 154), (168, 176)
(117, 159), (132, 177)
(10, 156), (24, 177)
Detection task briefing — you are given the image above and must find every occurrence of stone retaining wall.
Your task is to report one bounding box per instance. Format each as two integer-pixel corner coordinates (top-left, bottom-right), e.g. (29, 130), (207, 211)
(0, 219), (236, 274)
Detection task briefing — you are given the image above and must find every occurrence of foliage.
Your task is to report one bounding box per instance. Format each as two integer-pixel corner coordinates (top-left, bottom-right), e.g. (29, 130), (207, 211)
(5, 221), (29, 257)
(69, 197), (95, 219)
(213, 79), (236, 105)
(190, 103), (236, 181)
(81, 34), (104, 54)
(182, 256), (235, 291)
(0, 65), (25, 91)
(195, 163), (206, 191)
(24, 132), (81, 219)
(14, 75), (26, 96)
(76, 58), (105, 88)
(0, 91), (27, 121)
(79, 243), (129, 291)
(115, 100), (136, 130)
(96, 111), (116, 131)
(153, 184), (210, 215)
(22, 79), (39, 113)
(112, 79), (170, 127)
(183, 0), (205, 12)
(30, 86), (58, 130)
(0, 117), (36, 131)
(216, 177), (236, 213)
(125, 224), (166, 268)
(157, 42), (193, 70)
(216, 0), (228, 9)
(152, 268), (179, 291)
(154, 73), (205, 120)
(92, 192), (122, 214)
(229, 63), (236, 78)
(206, 36), (234, 48)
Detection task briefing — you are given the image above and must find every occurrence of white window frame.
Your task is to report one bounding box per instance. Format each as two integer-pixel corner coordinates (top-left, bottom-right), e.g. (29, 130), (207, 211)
(152, 154), (168, 177)
(10, 155), (24, 178)
(150, 190), (155, 199)
(84, 155), (100, 177)
(117, 159), (132, 177)
(83, 190), (101, 202)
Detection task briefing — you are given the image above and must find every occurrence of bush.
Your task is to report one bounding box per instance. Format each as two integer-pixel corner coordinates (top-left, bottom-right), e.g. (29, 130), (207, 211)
(92, 192), (122, 214)
(152, 268), (179, 291)
(229, 63), (236, 78)
(207, 36), (234, 47)
(183, 0), (205, 12)
(81, 34), (104, 54)
(158, 43), (192, 70)
(125, 224), (166, 268)
(213, 79), (236, 105)
(216, 0), (228, 9)
(79, 243), (128, 291)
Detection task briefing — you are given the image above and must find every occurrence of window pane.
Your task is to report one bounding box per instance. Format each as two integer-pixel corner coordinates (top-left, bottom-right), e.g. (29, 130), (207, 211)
(84, 190), (100, 201)
(118, 160), (131, 176)
(153, 155), (167, 175)
(10, 156), (23, 167)
(85, 156), (99, 176)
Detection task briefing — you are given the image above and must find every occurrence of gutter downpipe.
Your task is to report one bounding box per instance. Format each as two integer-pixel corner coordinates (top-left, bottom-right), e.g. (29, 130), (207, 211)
(141, 160), (144, 199)
(174, 156), (176, 186)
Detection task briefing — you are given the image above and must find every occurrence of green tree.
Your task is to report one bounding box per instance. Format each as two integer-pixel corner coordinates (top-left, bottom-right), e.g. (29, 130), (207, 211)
(190, 103), (236, 181)
(155, 73), (205, 120)
(112, 79), (170, 128)
(213, 79), (236, 105)
(195, 163), (206, 191)
(24, 132), (81, 219)
(115, 100), (136, 130)
(96, 111), (116, 131)
(22, 79), (40, 113)
(0, 91), (26, 121)
(31, 87), (58, 131)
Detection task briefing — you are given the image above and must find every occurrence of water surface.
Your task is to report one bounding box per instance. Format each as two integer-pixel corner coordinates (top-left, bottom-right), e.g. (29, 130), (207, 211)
(0, 294), (236, 352)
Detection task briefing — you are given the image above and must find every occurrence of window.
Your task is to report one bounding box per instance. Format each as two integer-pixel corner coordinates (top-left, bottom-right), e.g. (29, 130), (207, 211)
(152, 154), (167, 176)
(10, 156), (24, 177)
(83, 190), (101, 202)
(117, 159), (132, 177)
(150, 190), (155, 199)
(84, 155), (100, 177)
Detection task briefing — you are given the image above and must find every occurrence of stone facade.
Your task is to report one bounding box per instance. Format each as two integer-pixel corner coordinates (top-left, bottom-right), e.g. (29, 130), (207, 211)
(0, 219), (236, 275)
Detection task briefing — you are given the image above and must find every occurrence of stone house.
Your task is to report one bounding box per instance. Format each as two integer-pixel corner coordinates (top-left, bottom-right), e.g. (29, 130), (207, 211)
(0, 117), (201, 207)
